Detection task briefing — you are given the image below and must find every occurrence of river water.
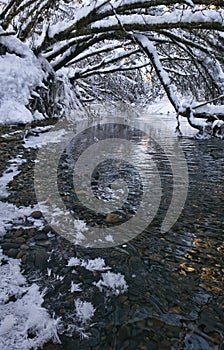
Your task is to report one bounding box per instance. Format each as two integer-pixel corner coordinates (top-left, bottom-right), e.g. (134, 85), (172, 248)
(0, 108), (223, 349)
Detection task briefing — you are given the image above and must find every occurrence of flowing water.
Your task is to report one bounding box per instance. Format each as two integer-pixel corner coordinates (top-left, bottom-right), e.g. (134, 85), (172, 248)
(0, 109), (223, 349)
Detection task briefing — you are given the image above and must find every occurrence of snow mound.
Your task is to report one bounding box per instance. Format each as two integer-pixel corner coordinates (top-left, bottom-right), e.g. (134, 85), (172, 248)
(0, 249), (60, 350)
(0, 35), (46, 124)
(0, 100), (33, 124)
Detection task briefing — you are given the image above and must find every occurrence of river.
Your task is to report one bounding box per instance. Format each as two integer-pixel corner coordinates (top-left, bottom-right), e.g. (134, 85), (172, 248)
(0, 108), (223, 349)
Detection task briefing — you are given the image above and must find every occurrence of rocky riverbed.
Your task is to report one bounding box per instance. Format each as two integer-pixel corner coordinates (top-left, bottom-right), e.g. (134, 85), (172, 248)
(0, 120), (223, 350)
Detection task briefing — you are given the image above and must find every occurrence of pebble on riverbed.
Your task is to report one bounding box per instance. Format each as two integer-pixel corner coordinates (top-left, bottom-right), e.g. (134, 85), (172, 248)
(0, 219), (53, 271)
(31, 210), (43, 219)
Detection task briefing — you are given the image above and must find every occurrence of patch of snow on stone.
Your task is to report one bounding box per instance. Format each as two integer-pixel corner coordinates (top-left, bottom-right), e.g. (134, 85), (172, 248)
(74, 299), (95, 325)
(71, 282), (82, 293)
(82, 258), (111, 271)
(94, 271), (128, 296)
(0, 157), (26, 199)
(0, 249), (60, 350)
(67, 257), (82, 267)
(67, 257), (111, 272)
(0, 202), (43, 236)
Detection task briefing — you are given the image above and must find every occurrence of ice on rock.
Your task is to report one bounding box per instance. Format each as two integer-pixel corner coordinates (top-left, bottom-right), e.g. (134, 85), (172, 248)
(74, 299), (95, 325)
(67, 257), (111, 271)
(71, 282), (82, 292)
(94, 271), (128, 296)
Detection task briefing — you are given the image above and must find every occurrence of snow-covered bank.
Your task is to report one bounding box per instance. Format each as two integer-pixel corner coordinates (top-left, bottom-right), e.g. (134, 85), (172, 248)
(0, 202), (45, 236)
(0, 141), (60, 348)
(0, 34), (46, 125)
(0, 156), (26, 198)
(0, 128), (129, 348)
(146, 99), (176, 115)
(0, 249), (60, 350)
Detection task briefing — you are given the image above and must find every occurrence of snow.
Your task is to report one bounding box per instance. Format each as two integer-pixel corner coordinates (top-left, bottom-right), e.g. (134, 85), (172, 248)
(188, 108), (206, 128)
(135, 34), (180, 111)
(91, 9), (224, 30)
(0, 35), (45, 124)
(212, 120), (224, 128)
(73, 47), (139, 78)
(0, 202), (44, 236)
(48, 20), (76, 39)
(192, 103), (224, 116)
(71, 282), (82, 293)
(33, 21), (49, 49)
(83, 258), (111, 271)
(67, 257), (111, 271)
(0, 157), (25, 198)
(33, 110), (45, 121)
(94, 271), (128, 296)
(74, 299), (95, 325)
(0, 100), (33, 125)
(37, 202), (89, 245)
(0, 250), (60, 350)
(146, 98), (176, 115)
(67, 257), (82, 267)
(105, 234), (114, 243)
(0, 145), (46, 235)
(67, 42), (125, 66)
(23, 128), (66, 149)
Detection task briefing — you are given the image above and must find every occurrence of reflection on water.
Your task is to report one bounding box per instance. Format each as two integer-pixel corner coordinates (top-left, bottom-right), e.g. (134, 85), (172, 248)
(55, 112), (223, 349)
(32, 110), (224, 349)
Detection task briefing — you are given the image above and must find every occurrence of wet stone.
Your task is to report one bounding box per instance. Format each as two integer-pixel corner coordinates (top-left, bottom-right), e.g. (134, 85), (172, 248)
(31, 211), (42, 219)
(34, 249), (49, 268)
(4, 232), (13, 239)
(106, 213), (124, 223)
(13, 237), (26, 244)
(34, 233), (47, 241)
(16, 252), (24, 259)
(36, 241), (51, 247)
(26, 227), (35, 237)
(14, 228), (24, 238)
(20, 244), (29, 250)
(43, 225), (52, 234)
(21, 254), (27, 264)
(1, 242), (20, 250)
(7, 248), (19, 258)
(0, 120), (223, 350)
(41, 342), (59, 350)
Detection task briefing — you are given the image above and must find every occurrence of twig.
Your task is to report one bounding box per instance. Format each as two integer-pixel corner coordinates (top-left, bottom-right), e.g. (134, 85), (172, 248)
(193, 94), (224, 109)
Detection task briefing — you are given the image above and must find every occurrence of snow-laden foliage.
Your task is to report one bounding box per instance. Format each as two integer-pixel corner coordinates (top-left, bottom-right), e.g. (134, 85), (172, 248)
(0, 1), (223, 126)
(0, 249), (60, 350)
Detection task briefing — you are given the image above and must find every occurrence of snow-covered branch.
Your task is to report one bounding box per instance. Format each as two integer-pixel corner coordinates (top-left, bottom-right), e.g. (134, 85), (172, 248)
(69, 47), (140, 79)
(65, 41), (132, 66)
(135, 34), (180, 111)
(0, 0), (223, 124)
(71, 60), (150, 80)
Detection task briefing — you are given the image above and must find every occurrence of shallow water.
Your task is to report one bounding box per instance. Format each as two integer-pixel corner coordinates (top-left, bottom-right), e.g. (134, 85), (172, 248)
(0, 111), (223, 349)
(39, 111), (223, 349)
